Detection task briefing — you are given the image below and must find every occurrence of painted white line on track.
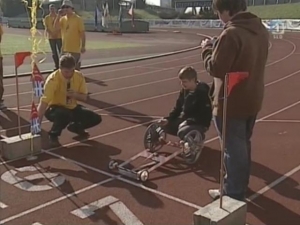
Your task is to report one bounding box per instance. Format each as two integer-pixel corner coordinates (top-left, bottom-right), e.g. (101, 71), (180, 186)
(0, 178), (115, 225)
(247, 164), (300, 202)
(1, 90), (298, 224)
(1, 64), (299, 135)
(2, 61), (202, 98)
(259, 119), (300, 123)
(0, 31), (299, 225)
(3, 53), (200, 88)
(0, 202), (8, 209)
(43, 150), (203, 210)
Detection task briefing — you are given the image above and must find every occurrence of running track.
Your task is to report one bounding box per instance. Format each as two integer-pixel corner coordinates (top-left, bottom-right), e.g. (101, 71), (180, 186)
(0, 29), (300, 225)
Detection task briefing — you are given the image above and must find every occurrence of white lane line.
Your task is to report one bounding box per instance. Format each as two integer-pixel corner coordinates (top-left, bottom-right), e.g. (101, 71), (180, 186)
(44, 150), (203, 210)
(0, 178), (115, 225)
(259, 119), (300, 123)
(3, 53), (200, 88)
(247, 165), (300, 202)
(0, 202), (8, 209)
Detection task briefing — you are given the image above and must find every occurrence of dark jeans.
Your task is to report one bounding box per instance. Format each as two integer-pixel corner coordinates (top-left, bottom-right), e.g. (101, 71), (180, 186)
(0, 57), (3, 100)
(45, 105), (102, 137)
(213, 115), (257, 200)
(49, 39), (62, 69)
(164, 118), (207, 140)
(62, 52), (81, 70)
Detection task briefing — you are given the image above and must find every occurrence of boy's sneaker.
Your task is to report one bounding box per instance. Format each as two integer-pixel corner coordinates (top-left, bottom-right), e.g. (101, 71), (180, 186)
(0, 100), (7, 111)
(67, 123), (89, 137)
(183, 142), (203, 165)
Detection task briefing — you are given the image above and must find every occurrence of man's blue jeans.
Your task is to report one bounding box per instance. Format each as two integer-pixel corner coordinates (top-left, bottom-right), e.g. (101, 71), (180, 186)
(213, 115), (257, 200)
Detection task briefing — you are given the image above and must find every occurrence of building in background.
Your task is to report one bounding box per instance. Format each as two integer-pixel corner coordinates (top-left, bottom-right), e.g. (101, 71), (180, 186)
(160, 0), (172, 7)
(146, 0), (172, 7)
(170, 0), (212, 13)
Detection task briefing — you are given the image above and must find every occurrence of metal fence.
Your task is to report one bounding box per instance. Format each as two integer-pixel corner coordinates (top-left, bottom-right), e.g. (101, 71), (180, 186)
(247, 0), (300, 6)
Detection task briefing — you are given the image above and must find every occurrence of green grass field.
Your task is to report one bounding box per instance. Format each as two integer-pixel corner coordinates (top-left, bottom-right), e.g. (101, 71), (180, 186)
(79, 9), (160, 20)
(101, 4), (300, 20)
(248, 3), (300, 19)
(1, 34), (143, 55)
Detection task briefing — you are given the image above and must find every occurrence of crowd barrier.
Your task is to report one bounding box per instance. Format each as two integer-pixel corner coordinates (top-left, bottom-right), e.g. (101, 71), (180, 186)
(5, 17), (300, 32)
(145, 19), (300, 32)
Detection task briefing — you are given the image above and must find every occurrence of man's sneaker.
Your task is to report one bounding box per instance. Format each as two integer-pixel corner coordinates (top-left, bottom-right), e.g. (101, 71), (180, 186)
(67, 123), (89, 137)
(208, 189), (221, 200)
(0, 101), (7, 111)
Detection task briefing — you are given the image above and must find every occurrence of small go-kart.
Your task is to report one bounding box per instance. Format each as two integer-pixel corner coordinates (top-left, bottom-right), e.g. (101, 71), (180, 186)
(108, 122), (205, 182)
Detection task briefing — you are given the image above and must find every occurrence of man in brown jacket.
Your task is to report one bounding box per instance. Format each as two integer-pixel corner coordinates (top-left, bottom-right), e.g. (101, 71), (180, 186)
(201, 0), (269, 201)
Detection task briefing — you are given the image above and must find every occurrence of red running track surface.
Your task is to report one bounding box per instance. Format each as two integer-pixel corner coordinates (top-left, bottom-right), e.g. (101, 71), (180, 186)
(0, 29), (300, 225)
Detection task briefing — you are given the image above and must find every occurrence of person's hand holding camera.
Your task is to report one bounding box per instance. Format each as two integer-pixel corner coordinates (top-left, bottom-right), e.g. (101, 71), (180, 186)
(200, 36), (218, 48)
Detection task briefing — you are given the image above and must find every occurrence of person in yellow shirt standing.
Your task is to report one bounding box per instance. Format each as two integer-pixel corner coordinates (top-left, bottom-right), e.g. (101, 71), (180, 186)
(0, 23), (6, 110)
(54, 0), (86, 71)
(44, 4), (62, 70)
(37, 54), (101, 145)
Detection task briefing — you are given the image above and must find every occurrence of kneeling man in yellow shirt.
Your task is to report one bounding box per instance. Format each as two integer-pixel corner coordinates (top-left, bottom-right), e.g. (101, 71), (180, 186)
(37, 54), (101, 144)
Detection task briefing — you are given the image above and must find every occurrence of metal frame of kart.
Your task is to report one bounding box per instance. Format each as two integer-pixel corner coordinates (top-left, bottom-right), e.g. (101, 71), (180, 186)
(108, 123), (204, 182)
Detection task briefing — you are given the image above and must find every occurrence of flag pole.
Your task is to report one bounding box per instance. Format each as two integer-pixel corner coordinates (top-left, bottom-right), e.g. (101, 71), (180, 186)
(14, 52), (31, 137)
(15, 66), (22, 138)
(27, 67), (38, 161)
(219, 73), (229, 209)
(27, 127), (36, 161)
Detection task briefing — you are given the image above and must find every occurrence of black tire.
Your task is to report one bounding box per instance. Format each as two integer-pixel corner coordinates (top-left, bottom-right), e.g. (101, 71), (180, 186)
(183, 130), (205, 165)
(143, 123), (166, 152)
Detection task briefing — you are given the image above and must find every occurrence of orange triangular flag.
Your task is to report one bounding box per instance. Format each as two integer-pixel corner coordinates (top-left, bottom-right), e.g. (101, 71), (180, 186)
(14, 52), (31, 68)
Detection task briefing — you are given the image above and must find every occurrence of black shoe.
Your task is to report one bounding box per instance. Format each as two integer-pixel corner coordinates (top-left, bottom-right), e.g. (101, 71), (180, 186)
(0, 100), (7, 111)
(49, 135), (60, 146)
(67, 123), (89, 137)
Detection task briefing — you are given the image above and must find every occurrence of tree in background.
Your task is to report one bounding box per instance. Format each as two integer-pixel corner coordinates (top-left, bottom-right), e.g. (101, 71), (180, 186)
(109, 0), (145, 10)
(1, 0), (28, 17)
(136, 0), (146, 9)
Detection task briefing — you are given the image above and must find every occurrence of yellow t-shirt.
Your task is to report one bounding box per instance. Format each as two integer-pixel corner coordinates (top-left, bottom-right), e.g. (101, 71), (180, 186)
(59, 13), (84, 53)
(43, 14), (61, 39)
(41, 70), (88, 109)
(0, 25), (3, 57)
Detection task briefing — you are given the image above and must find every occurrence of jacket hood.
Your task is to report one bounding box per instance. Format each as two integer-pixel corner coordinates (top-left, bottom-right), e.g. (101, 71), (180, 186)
(181, 81), (208, 94)
(225, 12), (264, 35)
(195, 81), (209, 93)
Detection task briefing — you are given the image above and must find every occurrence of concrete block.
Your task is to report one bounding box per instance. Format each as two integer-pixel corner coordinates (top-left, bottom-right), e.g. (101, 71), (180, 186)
(193, 196), (247, 225)
(0, 133), (41, 160)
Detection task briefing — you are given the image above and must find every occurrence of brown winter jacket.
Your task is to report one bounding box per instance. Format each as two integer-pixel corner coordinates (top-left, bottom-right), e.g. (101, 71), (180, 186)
(201, 12), (269, 119)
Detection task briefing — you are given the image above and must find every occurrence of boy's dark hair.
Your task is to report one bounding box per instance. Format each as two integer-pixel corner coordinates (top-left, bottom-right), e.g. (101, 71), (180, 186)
(212, 0), (247, 16)
(178, 66), (197, 81)
(59, 54), (76, 69)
